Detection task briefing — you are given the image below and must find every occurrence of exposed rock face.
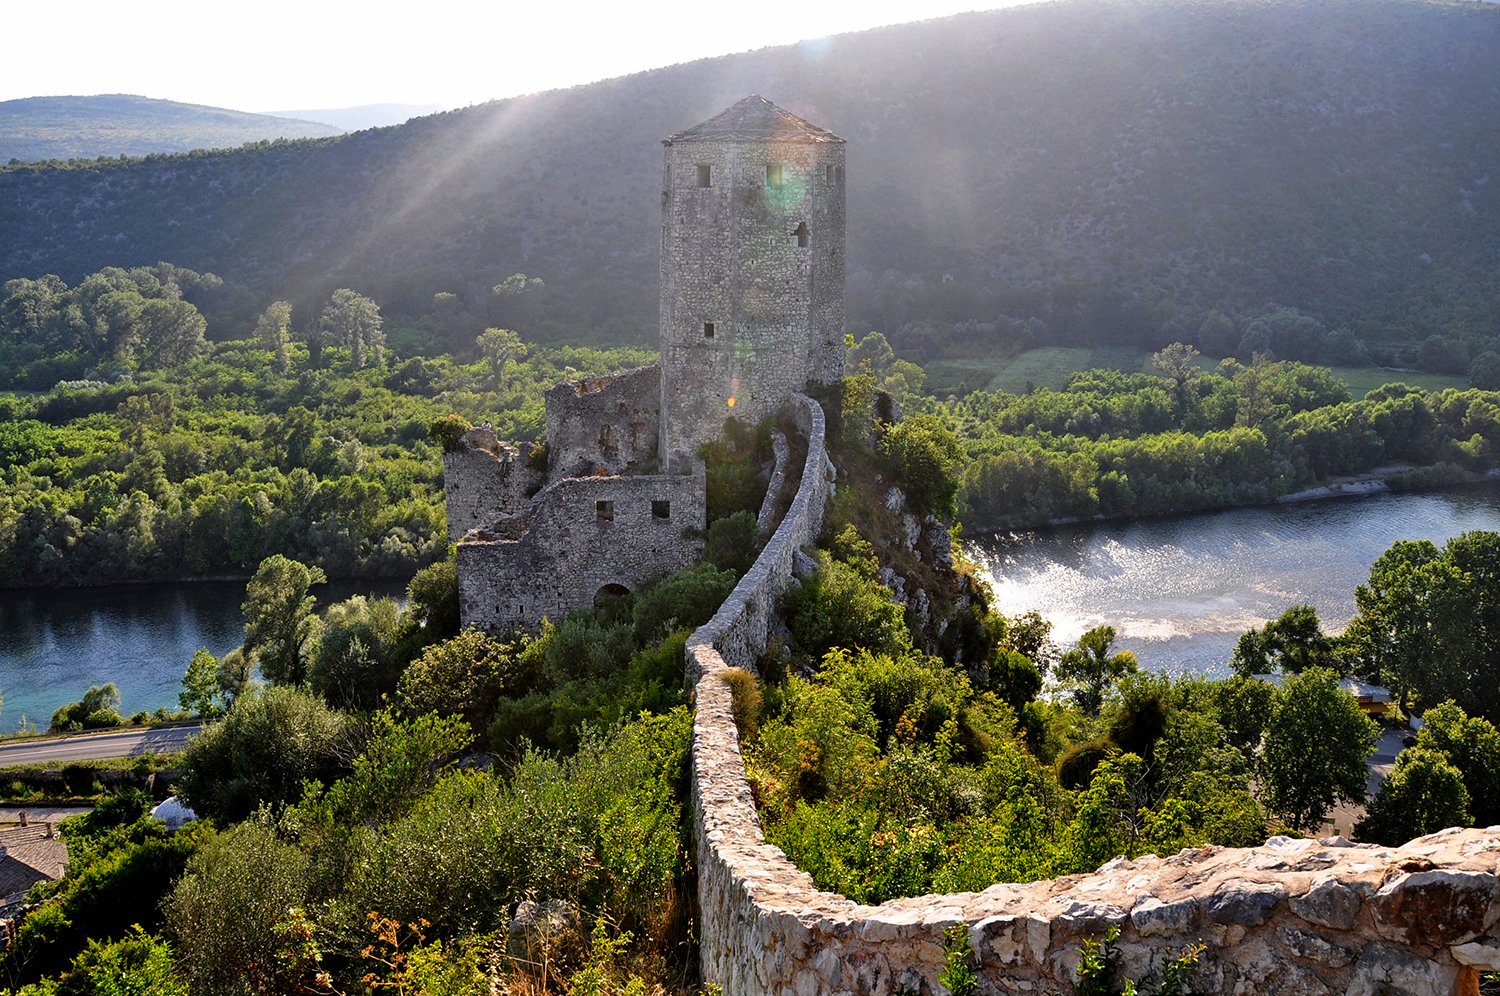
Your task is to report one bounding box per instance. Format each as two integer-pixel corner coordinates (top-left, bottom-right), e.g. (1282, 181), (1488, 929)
(683, 400), (1500, 996)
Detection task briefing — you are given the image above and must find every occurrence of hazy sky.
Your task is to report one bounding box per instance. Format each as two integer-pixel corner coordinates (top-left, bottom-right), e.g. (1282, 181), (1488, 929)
(4, 1), (1036, 113)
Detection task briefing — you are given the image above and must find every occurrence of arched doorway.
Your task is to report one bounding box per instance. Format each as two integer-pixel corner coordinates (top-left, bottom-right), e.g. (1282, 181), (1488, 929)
(594, 583), (632, 625)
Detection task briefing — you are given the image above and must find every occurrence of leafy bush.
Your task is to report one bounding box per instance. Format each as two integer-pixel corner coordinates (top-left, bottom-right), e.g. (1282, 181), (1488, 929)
(782, 553), (911, 662)
(704, 509), (760, 575)
(49, 685), (124, 732)
(166, 823), (309, 996)
(631, 563), (737, 644)
(177, 685), (348, 822)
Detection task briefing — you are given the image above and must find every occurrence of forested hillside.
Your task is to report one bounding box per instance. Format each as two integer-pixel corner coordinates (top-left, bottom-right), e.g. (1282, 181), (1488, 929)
(2, 0), (1496, 362)
(0, 95), (340, 163)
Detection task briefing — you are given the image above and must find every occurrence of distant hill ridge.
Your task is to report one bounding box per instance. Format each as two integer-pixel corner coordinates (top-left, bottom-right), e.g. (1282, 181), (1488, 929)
(1, 0), (1496, 357)
(0, 94), (341, 163)
(260, 104), (445, 131)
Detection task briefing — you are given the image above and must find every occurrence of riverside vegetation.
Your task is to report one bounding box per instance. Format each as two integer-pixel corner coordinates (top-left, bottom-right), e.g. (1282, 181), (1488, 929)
(5, 269), (1500, 992)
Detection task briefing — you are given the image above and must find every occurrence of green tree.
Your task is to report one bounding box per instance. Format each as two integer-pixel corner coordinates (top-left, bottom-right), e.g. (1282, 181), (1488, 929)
(404, 558), (461, 642)
(1469, 351), (1500, 391)
(1354, 747), (1470, 846)
(1231, 604), (1336, 675)
(241, 555), (325, 686)
(178, 648), (224, 718)
(878, 413), (964, 518)
(253, 300), (293, 374)
(1346, 533), (1500, 721)
(319, 288), (384, 369)
(134, 298), (207, 368)
(1056, 626), (1138, 716)
(176, 685), (347, 821)
(1257, 668), (1377, 833)
(306, 594), (404, 711)
(1411, 700), (1500, 827)
(475, 327), (528, 390)
(1152, 341), (1202, 419)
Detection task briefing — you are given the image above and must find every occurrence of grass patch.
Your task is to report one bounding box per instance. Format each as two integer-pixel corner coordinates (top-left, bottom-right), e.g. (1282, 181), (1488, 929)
(0, 754), (181, 776)
(925, 346), (1156, 396)
(925, 349), (1471, 400)
(0, 754), (181, 805)
(1327, 365), (1469, 398)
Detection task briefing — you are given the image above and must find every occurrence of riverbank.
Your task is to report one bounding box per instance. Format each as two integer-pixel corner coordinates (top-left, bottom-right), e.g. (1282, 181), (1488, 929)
(1278, 466), (1500, 504)
(995, 465), (1500, 532)
(971, 486), (1500, 676)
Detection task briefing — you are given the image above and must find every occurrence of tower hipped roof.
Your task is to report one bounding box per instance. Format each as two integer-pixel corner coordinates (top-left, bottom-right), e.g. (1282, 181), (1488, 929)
(664, 95), (843, 145)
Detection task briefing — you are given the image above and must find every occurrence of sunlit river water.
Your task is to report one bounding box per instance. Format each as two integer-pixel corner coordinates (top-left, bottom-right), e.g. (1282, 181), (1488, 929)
(967, 484), (1500, 676)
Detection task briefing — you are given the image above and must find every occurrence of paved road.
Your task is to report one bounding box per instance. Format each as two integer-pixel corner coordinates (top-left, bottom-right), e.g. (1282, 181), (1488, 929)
(0, 725), (200, 767)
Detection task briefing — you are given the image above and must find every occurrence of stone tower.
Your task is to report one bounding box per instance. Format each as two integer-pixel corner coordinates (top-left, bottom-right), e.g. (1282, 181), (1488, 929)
(658, 96), (845, 468)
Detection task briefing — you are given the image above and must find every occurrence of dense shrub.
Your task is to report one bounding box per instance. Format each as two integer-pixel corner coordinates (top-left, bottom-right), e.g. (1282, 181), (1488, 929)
(177, 686), (348, 822)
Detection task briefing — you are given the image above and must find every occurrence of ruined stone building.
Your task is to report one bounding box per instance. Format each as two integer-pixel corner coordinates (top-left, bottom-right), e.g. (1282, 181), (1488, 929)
(445, 96), (845, 632)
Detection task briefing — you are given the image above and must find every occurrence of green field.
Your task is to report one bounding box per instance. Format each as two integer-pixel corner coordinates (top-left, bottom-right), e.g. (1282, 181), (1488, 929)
(924, 348), (1470, 399)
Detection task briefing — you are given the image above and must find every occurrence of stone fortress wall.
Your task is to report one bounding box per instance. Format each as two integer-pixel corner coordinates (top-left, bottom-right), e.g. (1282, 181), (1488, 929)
(683, 398), (1500, 996)
(545, 364), (661, 477)
(442, 427), (544, 543)
(459, 464), (705, 632)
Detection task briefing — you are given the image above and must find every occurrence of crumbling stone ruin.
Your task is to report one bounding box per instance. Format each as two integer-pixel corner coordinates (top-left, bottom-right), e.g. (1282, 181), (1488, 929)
(445, 95), (845, 632)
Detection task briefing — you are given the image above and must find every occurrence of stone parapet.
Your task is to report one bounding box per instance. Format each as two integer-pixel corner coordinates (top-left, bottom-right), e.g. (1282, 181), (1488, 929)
(684, 403), (1500, 996)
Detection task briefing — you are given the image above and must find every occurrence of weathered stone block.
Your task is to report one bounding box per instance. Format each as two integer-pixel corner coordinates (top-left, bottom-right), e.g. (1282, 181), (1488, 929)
(1348, 941), (1461, 996)
(1372, 869), (1497, 945)
(1278, 926), (1357, 968)
(1289, 876), (1363, 930)
(1130, 896), (1198, 936)
(1206, 882), (1286, 926)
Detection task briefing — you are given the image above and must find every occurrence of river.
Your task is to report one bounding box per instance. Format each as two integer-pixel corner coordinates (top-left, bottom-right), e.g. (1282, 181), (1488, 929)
(5, 488), (1500, 729)
(968, 484), (1500, 676)
(0, 579), (405, 732)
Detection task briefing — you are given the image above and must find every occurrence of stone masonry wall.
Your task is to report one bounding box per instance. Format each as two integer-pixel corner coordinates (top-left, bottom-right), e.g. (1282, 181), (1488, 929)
(545, 365), (661, 478)
(686, 393), (834, 679)
(442, 427), (543, 543)
(685, 404), (1500, 996)
(459, 465), (705, 632)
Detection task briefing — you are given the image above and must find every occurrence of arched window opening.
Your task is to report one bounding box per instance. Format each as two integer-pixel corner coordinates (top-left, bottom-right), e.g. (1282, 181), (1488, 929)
(793, 221), (810, 248)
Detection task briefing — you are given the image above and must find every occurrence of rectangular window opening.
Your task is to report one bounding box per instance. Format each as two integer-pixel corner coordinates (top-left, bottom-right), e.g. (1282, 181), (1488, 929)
(766, 163), (783, 187)
(596, 500), (614, 522)
(703, 322), (715, 339)
(652, 499), (671, 519)
(825, 164), (835, 183)
(697, 164), (712, 188)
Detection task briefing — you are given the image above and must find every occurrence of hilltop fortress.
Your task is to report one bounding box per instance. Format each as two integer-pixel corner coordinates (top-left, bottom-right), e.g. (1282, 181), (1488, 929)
(443, 99), (1500, 995)
(445, 96), (844, 631)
